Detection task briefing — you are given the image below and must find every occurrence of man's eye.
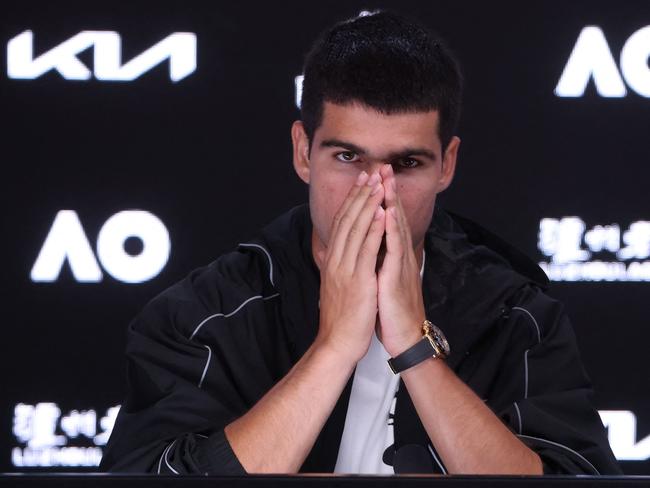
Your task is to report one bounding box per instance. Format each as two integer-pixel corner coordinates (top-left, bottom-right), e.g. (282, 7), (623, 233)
(397, 158), (419, 168)
(335, 151), (359, 163)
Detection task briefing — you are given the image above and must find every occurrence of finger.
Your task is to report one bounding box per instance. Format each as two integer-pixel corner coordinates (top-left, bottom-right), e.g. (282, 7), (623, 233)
(382, 165), (413, 251)
(356, 205), (386, 273)
(395, 196), (413, 251)
(385, 205), (404, 263)
(382, 167), (405, 259)
(340, 184), (385, 271)
(330, 173), (383, 267)
(315, 248), (326, 270)
(381, 164), (398, 209)
(328, 171), (369, 250)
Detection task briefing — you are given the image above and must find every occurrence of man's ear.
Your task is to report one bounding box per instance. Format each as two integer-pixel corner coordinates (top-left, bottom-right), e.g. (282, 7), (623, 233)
(438, 136), (460, 192)
(291, 120), (311, 184)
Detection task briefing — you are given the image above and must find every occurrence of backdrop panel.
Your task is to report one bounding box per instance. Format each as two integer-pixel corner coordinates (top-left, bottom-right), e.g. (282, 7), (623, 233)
(2, 0), (649, 474)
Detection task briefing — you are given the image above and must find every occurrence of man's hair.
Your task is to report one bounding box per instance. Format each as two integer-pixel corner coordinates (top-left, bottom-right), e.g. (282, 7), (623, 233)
(300, 11), (463, 152)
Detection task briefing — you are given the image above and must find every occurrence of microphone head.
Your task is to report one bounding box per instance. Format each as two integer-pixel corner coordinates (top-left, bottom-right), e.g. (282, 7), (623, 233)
(393, 444), (435, 474)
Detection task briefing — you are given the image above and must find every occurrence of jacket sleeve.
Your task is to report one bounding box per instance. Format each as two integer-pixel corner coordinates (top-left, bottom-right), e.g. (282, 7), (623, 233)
(99, 293), (243, 474)
(491, 287), (621, 475)
(99, 310), (244, 474)
(100, 255), (288, 474)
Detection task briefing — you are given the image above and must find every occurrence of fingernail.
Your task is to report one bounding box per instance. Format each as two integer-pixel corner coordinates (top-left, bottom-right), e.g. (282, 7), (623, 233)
(356, 171), (368, 186)
(367, 172), (380, 186)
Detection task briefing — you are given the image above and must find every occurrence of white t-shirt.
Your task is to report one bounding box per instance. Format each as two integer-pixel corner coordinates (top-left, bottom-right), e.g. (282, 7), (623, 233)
(334, 251), (425, 474)
(333, 330), (400, 474)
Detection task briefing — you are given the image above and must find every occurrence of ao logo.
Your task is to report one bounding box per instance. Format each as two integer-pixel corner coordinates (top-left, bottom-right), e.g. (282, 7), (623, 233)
(600, 411), (650, 461)
(556, 26), (650, 97)
(7, 31), (196, 82)
(31, 210), (170, 284)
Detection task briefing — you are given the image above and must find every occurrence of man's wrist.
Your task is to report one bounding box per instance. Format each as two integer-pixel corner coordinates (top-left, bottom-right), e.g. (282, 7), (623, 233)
(310, 335), (363, 371)
(383, 327), (423, 358)
(386, 319), (451, 374)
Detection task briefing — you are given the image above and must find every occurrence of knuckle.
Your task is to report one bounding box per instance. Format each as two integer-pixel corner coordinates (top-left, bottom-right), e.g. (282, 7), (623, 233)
(358, 244), (372, 257)
(328, 260), (345, 275)
(348, 184), (361, 196)
(359, 184), (372, 196)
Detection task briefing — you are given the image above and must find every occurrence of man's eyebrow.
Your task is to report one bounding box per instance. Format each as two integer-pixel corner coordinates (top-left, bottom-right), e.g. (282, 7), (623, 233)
(320, 139), (437, 162)
(320, 139), (368, 155)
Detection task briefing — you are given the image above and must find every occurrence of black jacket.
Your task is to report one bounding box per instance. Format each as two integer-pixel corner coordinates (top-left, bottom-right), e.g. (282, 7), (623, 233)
(100, 204), (621, 475)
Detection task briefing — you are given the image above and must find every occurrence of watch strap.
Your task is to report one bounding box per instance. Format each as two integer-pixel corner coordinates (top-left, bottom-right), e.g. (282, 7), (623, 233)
(387, 337), (439, 374)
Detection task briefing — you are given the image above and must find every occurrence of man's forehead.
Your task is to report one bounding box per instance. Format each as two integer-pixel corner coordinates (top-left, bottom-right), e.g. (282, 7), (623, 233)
(316, 101), (441, 154)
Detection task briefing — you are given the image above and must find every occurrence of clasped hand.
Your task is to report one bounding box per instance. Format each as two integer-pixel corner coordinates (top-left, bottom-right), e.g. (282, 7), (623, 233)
(315, 164), (426, 365)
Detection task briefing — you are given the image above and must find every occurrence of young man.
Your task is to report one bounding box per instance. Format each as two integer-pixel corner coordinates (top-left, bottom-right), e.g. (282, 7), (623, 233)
(100, 12), (620, 475)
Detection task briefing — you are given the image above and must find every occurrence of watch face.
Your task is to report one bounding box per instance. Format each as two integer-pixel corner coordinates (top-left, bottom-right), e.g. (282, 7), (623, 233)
(431, 324), (451, 356)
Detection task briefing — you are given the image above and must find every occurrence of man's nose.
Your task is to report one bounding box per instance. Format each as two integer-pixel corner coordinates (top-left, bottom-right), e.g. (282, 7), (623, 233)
(367, 162), (391, 176)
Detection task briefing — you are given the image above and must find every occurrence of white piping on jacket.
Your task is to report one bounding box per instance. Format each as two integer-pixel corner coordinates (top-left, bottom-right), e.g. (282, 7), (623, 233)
(510, 306), (538, 400)
(198, 345), (212, 388)
(428, 444), (448, 474)
(158, 441), (178, 474)
(524, 349), (530, 399)
(189, 293), (280, 340)
(164, 439), (180, 474)
(238, 243), (275, 286)
(513, 402), (523, 434)
(157, 444), (166, 474)
(511, 306), (542, 344)
(517, 434), (600, 475)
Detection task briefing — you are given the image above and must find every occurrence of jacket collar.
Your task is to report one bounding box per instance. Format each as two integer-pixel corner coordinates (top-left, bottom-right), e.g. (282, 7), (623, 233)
(422, 207), (544, 368)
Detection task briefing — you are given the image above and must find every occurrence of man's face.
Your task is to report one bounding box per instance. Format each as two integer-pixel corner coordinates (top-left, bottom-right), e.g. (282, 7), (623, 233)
(292, 101), (459, 260)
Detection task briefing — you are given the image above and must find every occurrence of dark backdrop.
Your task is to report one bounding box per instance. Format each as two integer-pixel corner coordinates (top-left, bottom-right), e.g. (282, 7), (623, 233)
(2, 0), (649, 475)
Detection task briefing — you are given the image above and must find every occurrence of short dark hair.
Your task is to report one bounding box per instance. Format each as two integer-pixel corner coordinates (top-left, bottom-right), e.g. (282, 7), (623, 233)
(300, 11), (463, 151)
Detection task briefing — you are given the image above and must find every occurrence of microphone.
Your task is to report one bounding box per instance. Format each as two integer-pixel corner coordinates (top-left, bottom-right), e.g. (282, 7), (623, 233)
(393, 444), (436, 474)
